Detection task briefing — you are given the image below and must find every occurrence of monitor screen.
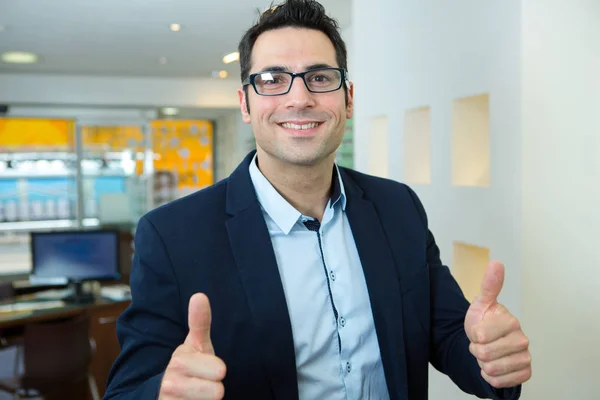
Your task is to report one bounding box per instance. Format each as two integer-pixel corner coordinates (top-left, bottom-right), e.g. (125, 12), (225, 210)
(30, 230), (120, 283)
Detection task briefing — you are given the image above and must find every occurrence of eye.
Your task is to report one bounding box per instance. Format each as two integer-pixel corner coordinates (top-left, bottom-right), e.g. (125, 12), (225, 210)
(309, 74), (331, 83)
(264, 76), (283, 85)
(257, 72), (289, 86)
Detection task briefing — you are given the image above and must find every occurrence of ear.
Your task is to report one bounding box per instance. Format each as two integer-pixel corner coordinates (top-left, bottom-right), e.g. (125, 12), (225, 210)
(345, 80), (354, 120)
(238, 87), (251, 124)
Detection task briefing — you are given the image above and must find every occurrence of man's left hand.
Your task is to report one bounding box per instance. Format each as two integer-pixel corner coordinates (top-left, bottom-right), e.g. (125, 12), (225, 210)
(464, 261), (532, 389)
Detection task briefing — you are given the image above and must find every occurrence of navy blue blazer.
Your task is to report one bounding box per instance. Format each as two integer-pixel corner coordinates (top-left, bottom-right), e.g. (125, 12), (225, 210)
(104, 151), (520, 400)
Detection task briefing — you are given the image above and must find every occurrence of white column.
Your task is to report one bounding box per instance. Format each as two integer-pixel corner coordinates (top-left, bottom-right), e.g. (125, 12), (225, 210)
(351, 0), (599, 398)
(521, 1), (600, 398)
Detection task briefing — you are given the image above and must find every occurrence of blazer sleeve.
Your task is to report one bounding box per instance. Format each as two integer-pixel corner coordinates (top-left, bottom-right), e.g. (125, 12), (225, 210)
(103, 216), (187, 399)
(406, 187), (521, 400)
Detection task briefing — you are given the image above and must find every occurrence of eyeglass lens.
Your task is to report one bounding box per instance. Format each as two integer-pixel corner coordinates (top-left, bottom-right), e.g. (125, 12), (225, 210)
(254, 69), (342, 95)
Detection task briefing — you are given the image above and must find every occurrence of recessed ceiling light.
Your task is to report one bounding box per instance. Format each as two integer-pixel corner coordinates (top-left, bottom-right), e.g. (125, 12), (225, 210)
(222, 52), (240, 64)
(212, 70), (229, 79)
(161, 107), (179, 116)
(159, 57), (168, 64)
(0, 25), (5, 32)
(170, 23), (181, 32)
(1, 51), (39, 64)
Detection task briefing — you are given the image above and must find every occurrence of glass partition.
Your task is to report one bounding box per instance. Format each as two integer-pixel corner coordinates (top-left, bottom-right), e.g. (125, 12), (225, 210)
(0, 118), (79, 277)
(0, 115), (214, 279)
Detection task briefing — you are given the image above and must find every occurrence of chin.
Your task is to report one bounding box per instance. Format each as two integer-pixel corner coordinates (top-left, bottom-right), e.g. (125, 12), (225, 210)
(277, 149), (333, 167)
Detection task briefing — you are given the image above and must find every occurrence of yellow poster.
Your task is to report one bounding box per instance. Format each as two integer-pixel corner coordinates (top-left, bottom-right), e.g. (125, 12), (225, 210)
(0, 118), (75, 149)
(82, 126), (144, 149)
(81, 125), (146, 175)
(150, 120), (213, 189)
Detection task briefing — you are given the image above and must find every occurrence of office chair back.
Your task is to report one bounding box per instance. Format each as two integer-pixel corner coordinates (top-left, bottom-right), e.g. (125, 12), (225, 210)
(22, 313), (92, 386)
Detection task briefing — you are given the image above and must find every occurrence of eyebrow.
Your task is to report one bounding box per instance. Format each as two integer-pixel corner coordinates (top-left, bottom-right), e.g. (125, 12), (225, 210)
(256, 63), (336, 73)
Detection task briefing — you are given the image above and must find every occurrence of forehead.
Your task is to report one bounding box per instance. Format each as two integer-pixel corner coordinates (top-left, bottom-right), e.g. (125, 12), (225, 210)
(250, 27), (338, 71)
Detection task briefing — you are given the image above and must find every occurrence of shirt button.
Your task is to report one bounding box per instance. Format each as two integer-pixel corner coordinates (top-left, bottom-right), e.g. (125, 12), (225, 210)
(339, 316), (346, 327)
(346, 362), (352, 373)
(329, 270), (336, 281)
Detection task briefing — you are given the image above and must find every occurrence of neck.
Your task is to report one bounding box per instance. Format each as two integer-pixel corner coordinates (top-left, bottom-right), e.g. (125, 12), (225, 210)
(255, 148), (335, 221)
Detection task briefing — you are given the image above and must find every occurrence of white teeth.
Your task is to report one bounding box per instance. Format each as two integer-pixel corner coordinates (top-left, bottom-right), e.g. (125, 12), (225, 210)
(281, 122), (320, 130)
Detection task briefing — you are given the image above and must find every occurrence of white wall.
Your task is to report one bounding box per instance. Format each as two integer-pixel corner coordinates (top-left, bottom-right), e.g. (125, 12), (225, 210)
(352, 0), (599, 398)
(0, 73), (240, 108)
(521, 1), (600, 398)
(351, 0), (522, 398)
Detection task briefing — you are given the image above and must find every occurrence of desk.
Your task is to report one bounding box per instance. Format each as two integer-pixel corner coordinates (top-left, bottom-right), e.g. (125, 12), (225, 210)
(0, 293), (130, 398)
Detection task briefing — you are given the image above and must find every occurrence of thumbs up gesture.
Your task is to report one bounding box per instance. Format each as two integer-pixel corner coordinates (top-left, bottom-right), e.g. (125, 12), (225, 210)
(159, 293), (227, 399)
(464, 261), (532, 389)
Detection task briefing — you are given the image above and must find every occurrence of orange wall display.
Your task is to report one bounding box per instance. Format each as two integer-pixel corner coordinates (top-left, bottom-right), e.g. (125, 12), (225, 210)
(0, 118), (75, 149)
(81, 125), (146, 175)
(150, 120), (213, 189)
(82, 126), (145, 150)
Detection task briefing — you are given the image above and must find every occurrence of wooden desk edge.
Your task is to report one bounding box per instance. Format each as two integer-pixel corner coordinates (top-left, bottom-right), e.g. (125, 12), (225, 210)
(0, 299), (131, 330)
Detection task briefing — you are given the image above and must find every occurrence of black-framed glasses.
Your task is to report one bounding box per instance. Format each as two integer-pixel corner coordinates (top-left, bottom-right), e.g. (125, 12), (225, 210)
(242, 67), (347, 96)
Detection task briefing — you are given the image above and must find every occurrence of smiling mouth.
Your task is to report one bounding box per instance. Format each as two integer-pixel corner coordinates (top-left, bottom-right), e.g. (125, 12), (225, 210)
(278, 122), (323, 130)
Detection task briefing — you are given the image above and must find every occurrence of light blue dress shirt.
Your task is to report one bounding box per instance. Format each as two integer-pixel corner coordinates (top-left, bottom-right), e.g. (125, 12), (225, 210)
(249, 155), (390, 400)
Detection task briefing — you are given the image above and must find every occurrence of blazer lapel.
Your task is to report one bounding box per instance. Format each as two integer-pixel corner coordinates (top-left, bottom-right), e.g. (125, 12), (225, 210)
(225, 152), (299, 400)
(341, 169), (409, 400)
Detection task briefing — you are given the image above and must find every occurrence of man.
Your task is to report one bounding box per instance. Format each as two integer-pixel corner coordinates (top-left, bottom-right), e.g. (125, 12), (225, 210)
(104, 0), (532, 399)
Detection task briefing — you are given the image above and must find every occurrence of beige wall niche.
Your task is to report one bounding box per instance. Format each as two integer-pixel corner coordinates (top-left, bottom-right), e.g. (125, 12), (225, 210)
(451, 93), (490, 187)
(452, 241), (490, 302)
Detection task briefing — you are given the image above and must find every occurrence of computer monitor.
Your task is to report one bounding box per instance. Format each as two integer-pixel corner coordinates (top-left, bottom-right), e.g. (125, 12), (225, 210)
(30, 230), (121, 303)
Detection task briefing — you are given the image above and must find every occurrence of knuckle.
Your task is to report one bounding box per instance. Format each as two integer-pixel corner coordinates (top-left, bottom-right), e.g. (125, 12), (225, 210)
(469, 342), (476, 355)
(483, 361), (500, 377)
(523, 351), (532, 366)
(168, 354), (186, 372)
(213, 382), (225, 399)
(509, 316), (521, 331)
(160, 377), (178, 396)
(479, 345), (493, 362)
(215, 358), (227, 380)
(489, 376), (503, 388)
(521, 335), (530, 349)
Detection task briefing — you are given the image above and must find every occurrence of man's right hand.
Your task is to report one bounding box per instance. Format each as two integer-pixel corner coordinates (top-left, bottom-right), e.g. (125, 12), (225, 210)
(159, 293), (227, 399)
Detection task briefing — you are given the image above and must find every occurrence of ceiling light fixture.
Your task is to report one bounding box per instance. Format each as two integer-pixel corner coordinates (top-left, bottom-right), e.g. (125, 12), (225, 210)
(1, 51), (39, 64)
(222, 52), (240, 64)
(0, 25), (5, 32)
(212, 70), (229, 79)
(161, 107), (179, 116)
(159, 57), (168, 64)
(170, 23), (181, 32)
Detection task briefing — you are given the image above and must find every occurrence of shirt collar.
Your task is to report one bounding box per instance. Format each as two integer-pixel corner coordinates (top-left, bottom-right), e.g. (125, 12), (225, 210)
(248, 154), (347, 235)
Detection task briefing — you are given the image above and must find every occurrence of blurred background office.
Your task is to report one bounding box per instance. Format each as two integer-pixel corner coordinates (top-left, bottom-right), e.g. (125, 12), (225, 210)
(0, 0), (598, 399)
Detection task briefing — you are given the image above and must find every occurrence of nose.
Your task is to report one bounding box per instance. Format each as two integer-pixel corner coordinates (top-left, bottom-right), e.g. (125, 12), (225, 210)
(284, 76), (316, 109)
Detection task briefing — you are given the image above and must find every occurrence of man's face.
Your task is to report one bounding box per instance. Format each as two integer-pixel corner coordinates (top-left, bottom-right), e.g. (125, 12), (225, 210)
(238, 27), (354, 167)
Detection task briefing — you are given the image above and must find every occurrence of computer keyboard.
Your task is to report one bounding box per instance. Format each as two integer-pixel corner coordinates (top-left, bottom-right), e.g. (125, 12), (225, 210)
(0, 300), (66, 313)
(100, 284), (131, 301)
(34, 288), (74, 300)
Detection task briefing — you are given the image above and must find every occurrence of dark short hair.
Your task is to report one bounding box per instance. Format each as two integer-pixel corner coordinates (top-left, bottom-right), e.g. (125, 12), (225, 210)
(238, 0), (349, 111)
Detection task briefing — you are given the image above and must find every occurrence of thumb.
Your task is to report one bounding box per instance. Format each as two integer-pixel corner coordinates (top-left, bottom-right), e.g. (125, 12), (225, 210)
(475, 260), (505, 307)
(184, 293), (214, 354)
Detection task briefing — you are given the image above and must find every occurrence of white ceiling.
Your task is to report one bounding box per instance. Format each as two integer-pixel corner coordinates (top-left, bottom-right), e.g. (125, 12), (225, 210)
(0, 0), (351, 79)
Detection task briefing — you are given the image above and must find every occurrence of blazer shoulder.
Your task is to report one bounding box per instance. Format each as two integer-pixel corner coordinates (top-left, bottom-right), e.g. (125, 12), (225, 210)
(340, 167), (427, 225)
(143, 178), (229, 228)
